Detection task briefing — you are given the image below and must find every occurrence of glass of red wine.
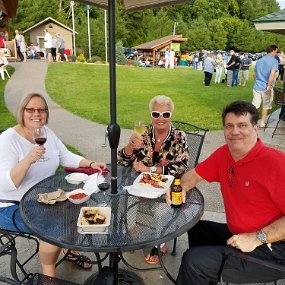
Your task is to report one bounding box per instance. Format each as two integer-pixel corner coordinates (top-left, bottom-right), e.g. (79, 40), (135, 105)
(96, 171), (110, 207)
(33, 127), (48, 161)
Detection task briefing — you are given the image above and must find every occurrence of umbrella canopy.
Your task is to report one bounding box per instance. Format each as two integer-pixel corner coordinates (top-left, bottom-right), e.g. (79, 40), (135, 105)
(76, 0), (189, 11)
(253, 9), (285, 35)
(0, 0), (18, 19)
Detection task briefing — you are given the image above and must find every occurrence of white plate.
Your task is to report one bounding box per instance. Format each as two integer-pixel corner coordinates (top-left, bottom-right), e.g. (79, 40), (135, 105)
(65, 173), (89, 185)
(132, 172), (174, 194)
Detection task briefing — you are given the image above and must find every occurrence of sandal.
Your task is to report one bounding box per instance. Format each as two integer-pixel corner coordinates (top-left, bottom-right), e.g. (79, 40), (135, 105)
(63, 250), (92, 270)
(145, 243), (168, 265)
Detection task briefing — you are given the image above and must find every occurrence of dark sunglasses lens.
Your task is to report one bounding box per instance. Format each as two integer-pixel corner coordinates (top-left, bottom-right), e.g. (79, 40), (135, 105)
(152, 112), (160, 118)
(163, 112), (171, 118)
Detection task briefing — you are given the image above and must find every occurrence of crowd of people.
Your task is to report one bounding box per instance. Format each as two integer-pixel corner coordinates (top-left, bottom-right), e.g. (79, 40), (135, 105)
(13, 29), (69, 63)
(1, 43), (285, 284)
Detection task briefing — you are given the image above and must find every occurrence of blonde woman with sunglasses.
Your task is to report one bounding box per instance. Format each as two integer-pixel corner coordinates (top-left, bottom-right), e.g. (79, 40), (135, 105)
(118, 95), (189, 264)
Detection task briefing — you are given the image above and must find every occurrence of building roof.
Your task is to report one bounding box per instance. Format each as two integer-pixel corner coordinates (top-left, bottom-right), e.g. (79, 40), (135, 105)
(253, 9), (285, 35)
(23, 17), (78, 34)
(75, 0), (189, 12)
(133, 35), (187, 50)
(253, 9), (285, 23)
(0, 0), (18, 19)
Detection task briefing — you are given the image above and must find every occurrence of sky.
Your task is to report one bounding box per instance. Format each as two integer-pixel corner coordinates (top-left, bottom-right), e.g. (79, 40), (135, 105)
(277, 0), (285, 9)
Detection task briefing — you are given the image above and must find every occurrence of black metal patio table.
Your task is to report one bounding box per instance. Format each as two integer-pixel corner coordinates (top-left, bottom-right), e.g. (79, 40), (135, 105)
(20, 165), (204, 284)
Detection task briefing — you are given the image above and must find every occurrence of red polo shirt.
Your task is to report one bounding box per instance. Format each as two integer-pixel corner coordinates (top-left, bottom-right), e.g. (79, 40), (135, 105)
(195, 139), (285, 234)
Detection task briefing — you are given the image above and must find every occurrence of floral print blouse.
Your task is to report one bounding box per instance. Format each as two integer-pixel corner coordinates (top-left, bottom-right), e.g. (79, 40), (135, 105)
(118, 124), (189, 176)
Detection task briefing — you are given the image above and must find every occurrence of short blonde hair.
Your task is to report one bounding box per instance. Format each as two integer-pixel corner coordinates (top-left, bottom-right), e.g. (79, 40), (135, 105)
(17, 93), (49, 126)
(149, 95), (174, 112)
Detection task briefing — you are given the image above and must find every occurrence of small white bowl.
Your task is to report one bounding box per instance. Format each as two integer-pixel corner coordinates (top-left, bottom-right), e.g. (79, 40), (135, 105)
(65, 173), (88, 185)
(65, 189), (90, 204)
(77, 207), (111, 232)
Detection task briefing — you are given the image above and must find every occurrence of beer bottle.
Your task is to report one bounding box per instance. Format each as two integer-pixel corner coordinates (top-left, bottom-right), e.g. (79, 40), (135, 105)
(171, 177), (182, 208)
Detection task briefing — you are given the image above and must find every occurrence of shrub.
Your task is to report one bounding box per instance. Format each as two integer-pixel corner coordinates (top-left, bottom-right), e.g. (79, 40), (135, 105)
(77, 54), (86, 63)
(87, 56), (102, 63)
(116, 41), (125, 65)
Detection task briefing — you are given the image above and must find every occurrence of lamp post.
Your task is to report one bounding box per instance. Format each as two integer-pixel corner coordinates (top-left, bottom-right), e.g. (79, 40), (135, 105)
(71, 1), (76, 61)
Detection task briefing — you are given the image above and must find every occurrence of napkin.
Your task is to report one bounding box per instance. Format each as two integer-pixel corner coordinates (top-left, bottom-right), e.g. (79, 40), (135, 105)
(64, 167), (109, 175)
(37, 189), (67, 204)
(124, 185), (164, 199)
(64, 167), (100, 175)
(83, 173), (102, 194)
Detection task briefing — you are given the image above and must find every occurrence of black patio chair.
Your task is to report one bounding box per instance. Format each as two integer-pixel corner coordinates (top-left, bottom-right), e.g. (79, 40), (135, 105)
(0, 242), (81, 285)
(219, 252), (285, 285)
(265, 87), (285, 138)
(0, 203), (40, 281)
(0, 273), (81, 285)
(171, 121), (208, 255)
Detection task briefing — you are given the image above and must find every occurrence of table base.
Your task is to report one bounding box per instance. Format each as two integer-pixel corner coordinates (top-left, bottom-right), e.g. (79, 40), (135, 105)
(84, 268), (144, 285)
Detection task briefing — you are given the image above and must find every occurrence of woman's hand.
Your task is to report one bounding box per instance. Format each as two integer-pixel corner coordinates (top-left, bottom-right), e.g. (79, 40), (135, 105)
(27, 145), (45, 164)
(90, 162), (106, 172)
(127, 133), (144, 150)
(133, 160), (148, 173)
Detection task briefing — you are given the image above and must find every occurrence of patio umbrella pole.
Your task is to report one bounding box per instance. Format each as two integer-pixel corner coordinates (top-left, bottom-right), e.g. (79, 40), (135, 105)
(107, 0), (121, 195)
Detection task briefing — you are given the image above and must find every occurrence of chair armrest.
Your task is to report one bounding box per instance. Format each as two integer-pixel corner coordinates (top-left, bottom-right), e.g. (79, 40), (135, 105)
(220, 251), (285, 284)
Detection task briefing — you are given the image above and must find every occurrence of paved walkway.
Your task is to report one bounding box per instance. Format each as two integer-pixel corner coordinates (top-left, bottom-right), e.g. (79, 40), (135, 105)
(2, 60), (285, 284)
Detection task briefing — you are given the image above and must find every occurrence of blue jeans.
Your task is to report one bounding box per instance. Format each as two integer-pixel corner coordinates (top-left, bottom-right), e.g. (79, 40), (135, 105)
(0, 205), (30, 233)
(232, 69), (239, 86)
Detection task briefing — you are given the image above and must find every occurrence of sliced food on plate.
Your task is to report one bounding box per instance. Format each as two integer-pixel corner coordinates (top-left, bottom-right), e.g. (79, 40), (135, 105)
(139, 173), (168, 188)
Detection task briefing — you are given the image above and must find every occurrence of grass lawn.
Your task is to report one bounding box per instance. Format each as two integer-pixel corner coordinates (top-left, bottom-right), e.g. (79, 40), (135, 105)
(46, 64), (255, 130)
(0, 66), (17, 130)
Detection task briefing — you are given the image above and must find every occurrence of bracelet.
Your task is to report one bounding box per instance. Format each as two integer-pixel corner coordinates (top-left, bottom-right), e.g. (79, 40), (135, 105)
(89, 161), (96, 167)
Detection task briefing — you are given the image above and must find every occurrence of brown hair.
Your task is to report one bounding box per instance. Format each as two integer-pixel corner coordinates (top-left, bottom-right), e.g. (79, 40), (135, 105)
(17, 93), (49, 126)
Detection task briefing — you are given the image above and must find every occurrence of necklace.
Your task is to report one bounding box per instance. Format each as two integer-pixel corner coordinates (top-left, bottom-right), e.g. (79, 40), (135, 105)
(157, 138), (161, 143)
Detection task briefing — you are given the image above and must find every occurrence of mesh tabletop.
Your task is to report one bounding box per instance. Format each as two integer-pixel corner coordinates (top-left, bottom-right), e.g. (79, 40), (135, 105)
(20, 166), (204, 253)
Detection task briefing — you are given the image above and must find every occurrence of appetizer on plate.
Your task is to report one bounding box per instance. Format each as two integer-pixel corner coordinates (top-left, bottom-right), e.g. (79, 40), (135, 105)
(138, 173), (168, 188)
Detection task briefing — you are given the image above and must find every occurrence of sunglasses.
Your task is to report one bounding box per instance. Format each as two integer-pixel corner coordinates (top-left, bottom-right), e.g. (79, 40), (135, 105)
(25, 108), (48, 114)
(228, 166), (234, 188)
(151, 111), (172, 119)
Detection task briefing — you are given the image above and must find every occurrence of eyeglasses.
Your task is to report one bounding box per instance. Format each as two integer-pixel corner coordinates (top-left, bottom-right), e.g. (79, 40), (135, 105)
(228, 166), (234, 188)
(151, 111), (172, 119)
(25, 108), (48, 114)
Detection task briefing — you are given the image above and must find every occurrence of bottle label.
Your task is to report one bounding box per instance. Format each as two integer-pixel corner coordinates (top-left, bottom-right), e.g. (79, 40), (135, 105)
(172, 192), (182, 205)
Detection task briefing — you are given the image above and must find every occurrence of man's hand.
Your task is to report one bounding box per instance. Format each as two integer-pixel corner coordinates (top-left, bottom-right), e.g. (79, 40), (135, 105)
(227, 232), (261, 252)
(166, 188), (186, 206)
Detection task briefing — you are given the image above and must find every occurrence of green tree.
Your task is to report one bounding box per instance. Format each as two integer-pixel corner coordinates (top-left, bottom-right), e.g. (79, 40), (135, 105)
(208, 19), (227, 50)
(185, 17), (211, 50)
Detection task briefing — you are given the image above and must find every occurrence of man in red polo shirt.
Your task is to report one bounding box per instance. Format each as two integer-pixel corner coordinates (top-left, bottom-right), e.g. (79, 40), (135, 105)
(167, 100), (285, 284)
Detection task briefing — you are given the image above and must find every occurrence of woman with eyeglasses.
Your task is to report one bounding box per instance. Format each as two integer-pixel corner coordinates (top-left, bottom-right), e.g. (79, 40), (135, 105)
(0, 93), (106, 277)
(118, 95), (189, 264)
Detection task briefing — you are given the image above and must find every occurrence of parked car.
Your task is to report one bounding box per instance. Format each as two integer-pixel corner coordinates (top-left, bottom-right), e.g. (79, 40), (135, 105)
(124, 48), (137, 60)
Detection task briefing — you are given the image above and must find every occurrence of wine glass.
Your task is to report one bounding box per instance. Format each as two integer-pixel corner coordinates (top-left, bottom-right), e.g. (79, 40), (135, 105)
(33, 127), (48, 161)
(96, 171), (111, 207)
(134, 121), (146, 135)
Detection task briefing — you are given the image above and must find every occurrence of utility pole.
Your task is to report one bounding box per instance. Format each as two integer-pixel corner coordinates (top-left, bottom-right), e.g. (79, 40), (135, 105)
(70, 1), (76, 61)
(173, 22), (178, 35)
(87, 5), (91, 60)
(105, 10), (108, 64)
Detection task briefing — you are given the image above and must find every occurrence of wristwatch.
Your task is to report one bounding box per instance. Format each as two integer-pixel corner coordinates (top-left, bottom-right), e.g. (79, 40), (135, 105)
(150, 166), (157, 173)
(257, 230), (267, 244)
